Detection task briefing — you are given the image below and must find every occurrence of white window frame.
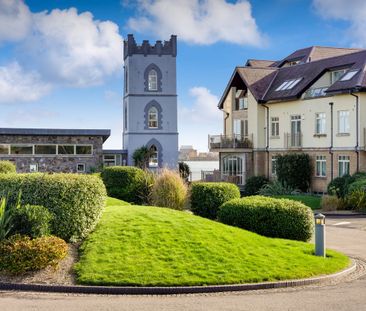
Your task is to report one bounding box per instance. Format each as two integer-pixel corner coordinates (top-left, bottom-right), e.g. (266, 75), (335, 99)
(149, 145), (158, 168)
(331, 69), (347, 84)
(148, 69), (158, 91)
(315, 112), (326, 134)
(148, 107), (158, 128)
(30, 164), (38, 173)
(271, 156), (277, 175)
(340, 69), (359, 81)
(76, 163), (86, 173)
(338, 110), (350, 134)
(315, 156), (326, 177)
(271, 117), (279, 137)
(338, 156), (350, 177)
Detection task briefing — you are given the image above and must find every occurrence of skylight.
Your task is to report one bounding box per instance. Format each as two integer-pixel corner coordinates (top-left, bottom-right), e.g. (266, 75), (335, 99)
(275, 78), (302, 91)
(340, 69), (359, 81)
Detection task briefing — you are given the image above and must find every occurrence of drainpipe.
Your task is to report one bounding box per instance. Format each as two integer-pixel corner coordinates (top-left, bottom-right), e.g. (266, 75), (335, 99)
(350, 92), (360, 172)
(262, 104), (270, 179)
(329, 102), (334, 181)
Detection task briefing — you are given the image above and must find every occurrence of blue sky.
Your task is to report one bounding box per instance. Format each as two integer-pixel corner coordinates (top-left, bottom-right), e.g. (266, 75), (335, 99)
(0, 0), (364, 151)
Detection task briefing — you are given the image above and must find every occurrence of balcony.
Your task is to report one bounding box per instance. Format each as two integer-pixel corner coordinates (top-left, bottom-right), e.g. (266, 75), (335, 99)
(284, 132), (302, 148)
(208, 134), (253, 151)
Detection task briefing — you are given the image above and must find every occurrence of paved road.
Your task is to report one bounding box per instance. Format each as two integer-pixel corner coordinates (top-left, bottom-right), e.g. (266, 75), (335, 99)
(1, 216), (366, 311)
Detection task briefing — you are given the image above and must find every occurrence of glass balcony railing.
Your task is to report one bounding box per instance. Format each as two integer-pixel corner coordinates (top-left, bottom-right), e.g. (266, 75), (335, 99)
(208, 134), (253, 150)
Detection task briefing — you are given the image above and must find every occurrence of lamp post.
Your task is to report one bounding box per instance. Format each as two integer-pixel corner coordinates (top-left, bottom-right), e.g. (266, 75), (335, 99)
(315, 213), (326, 257)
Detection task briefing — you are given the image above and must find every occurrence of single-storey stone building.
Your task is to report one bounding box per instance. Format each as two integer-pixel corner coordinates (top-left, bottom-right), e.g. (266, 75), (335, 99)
(0, 128), (110, 173)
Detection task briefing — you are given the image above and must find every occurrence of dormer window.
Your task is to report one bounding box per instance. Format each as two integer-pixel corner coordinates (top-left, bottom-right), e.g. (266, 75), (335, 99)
(330, 69), (347, 84)
(148, 69), (158, 91)
(340, 69), (359, 81)
(275, 78), (302, 91)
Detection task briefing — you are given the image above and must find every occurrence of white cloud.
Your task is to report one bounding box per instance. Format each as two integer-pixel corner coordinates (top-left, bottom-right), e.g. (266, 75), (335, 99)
(179, 87), (222, 151)
(313, 0), (366, 47)
(127, 0), (265, 46)
(0, 0), (32, 43)
(22, 8), (123, 87)
(0, 62), (51, 103)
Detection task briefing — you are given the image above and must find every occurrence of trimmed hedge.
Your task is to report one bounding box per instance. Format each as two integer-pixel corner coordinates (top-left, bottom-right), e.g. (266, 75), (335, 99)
(0, 234), (67, 274)
(243, 176), (269, 196)
(11, 205), (52, 238)
(218, 196), (314, 241)
(190, 182), (240, 220)
(0, 161), (16, 174)
(101, 166), (146, 204)
(0, 173), (106, 241)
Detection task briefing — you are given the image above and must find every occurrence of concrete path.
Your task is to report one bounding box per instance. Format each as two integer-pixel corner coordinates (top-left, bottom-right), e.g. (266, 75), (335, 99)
(1, 216), (366, 311)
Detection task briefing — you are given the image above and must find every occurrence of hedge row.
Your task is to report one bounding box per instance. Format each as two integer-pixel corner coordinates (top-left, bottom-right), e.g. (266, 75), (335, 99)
(0, 173), (106, 241)
(0, 161), (16, 174)
(190, 182), (240, 219)
(218, 196), (314, 241)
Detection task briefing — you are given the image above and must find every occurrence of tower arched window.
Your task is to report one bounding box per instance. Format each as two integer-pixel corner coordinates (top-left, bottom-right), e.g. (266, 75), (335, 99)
(149, 145), (158, 168)
(148, 106), (158, 128)
(148, 69), (158, 91)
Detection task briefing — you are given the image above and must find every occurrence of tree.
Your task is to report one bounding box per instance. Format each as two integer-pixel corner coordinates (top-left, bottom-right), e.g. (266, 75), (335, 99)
(132, 146), (153, 169)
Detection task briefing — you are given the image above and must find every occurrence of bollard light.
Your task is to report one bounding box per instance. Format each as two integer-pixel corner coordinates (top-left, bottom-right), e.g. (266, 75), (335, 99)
(314, 213), (326, 257)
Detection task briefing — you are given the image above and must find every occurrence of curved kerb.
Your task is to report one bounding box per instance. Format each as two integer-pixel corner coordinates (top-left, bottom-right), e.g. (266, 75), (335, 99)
(0, 261), (357, 295)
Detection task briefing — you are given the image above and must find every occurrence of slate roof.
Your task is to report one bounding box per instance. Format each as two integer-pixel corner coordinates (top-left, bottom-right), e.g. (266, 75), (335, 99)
(219, 46), (366, 108)
(0, 128), (111, 142)
(245, 59), (276, 67)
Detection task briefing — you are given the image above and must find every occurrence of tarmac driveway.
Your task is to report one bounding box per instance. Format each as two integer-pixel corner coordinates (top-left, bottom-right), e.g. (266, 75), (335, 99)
(1, 215), (366, 311)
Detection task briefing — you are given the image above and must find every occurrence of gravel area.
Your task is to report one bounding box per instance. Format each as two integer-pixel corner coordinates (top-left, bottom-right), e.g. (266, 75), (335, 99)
(0, 243), (78, 286)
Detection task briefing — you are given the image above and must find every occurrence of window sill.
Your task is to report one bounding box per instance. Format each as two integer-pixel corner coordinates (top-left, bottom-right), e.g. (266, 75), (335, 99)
(270, 136), (280, 139)
(336, 133), (350, 137)
(313, 134), (327, 137)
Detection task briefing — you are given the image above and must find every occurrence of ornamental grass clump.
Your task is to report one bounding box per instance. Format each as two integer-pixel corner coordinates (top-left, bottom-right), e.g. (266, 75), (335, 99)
(150, 169), (188, 210)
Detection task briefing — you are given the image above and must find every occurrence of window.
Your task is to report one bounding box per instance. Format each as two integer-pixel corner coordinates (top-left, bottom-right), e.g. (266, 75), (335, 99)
(275, 78), (302, 91)
(235, 90), (248, 110)
(271, 156), (277, 175)
(149, 145), (158, 168)
(338, 110), (350, 134)
(30, 164), (38, 173)
(148, 107), (158, 128)
(35, 145), (56, 155)
(125, 68), (128, 93)
(58, 145), (75, 155)
(304, 87), (328, 98)
(124, 105), (127, 130)
(271, 117), (279, 137)
(340, 69), (359, 81)
(316, 156), (326, 177)
(315, 113), (326, 134)
(0, 144), (9, 154)
(331, 69), (347, 84)
(76, 145), (92, 155)
(148, 69), (158, 91)
(222, 155), (244, 185)
(233, 119), (248, 137)
(338, 156), (350, 177)
(77, 163), (86, 173)
(103, 155), (116, 167)
(10, 145), (33, 155)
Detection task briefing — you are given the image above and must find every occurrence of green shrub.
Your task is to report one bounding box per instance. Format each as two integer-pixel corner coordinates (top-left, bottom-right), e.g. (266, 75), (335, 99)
(11, 205), (52, 238)
(276, 153), (312, 192)
(345, 179), (366, 211)
(179, 162), (191, 182)
(259, 181), (293, 196)
(274, 195), (321, 210)
(101, 166), (146, 204)
(0, 161), (16, 174)
(191, 182), (240, 219)
(150, 169), (188, 210)
(218, 196), (314, 241)
(321, 195), (343, 211)
(352, 171), (366, 181)
(0, 173), (106, 241)
(243, 176), (269, 196)
(327, 175), (354, 199)
(0, 234), (67, 274)
(0, 197), (16, 241)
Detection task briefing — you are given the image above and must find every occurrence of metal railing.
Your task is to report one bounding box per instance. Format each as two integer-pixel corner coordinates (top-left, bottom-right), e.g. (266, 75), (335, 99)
(284, 132), (302, 148)
(208, 134), (253, 150)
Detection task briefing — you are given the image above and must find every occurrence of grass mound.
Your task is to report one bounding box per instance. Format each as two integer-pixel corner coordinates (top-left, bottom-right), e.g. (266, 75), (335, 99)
(74, 199), (348, 286)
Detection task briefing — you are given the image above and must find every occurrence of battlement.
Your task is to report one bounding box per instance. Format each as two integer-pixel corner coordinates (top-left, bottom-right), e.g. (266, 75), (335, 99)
(123, 34), (177, 59)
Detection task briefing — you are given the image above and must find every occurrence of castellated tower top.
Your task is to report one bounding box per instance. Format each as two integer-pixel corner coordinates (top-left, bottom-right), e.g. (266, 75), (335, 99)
(123, 34), (177, 60)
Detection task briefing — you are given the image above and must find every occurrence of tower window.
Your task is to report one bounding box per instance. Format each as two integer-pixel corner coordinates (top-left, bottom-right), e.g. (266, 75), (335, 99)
(148, 107), (158, 128)
(149, 145), (158, 167)
(148, 69), (158, 91)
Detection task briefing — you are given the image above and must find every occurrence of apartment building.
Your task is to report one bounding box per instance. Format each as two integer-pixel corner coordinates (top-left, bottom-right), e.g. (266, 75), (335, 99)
(209, 46), (366, 192)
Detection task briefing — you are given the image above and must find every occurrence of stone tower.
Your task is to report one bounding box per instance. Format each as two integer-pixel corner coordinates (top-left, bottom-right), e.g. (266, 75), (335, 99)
(122, 34), (178, 169)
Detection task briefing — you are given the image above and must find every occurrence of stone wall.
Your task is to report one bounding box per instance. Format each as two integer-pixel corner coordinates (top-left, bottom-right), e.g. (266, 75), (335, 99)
(0, 134), (104, 173)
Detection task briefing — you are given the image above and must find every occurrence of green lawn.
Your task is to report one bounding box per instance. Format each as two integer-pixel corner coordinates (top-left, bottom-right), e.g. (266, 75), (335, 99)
(274, 195), (321, 210)
(74, 198), (348, 286)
